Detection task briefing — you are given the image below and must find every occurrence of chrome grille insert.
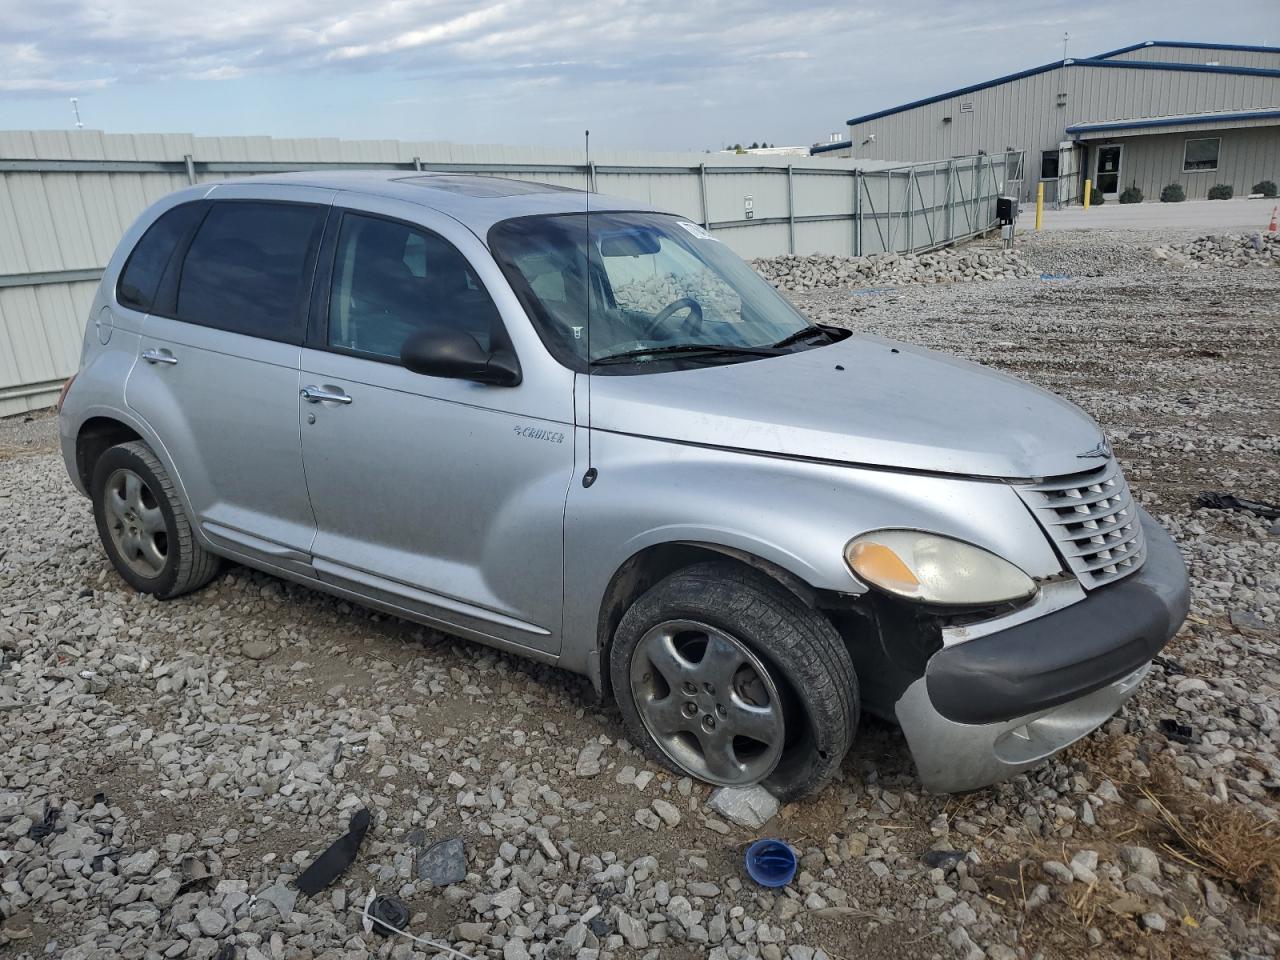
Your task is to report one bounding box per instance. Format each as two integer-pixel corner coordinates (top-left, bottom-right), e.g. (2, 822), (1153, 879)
(1015, 459), (1146, 590)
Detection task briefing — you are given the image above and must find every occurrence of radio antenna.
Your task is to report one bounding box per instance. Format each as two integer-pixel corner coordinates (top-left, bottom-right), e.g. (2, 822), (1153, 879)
(582, 129), (598, 488)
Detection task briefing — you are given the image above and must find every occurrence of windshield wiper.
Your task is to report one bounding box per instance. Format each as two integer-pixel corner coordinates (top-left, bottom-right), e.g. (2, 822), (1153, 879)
(590, 342), (781, 366)
(770, 325), (836, 349)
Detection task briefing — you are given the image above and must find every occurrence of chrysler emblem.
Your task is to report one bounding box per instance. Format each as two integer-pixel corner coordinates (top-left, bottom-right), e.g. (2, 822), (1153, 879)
(1077, 439), (1112, 460)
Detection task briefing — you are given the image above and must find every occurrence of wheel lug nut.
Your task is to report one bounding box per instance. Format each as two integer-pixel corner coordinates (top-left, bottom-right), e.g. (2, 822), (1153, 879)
(702, 715), (716, 731)
(682, 702), (698, 718)
(716, 704), (727, 717)
(681, 681), (697, 696)
(703, 683), (715, 695)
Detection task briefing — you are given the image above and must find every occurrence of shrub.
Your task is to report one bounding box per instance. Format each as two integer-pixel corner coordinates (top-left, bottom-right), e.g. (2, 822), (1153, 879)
(1207, 183), (1234, 200)
(1119, 185), (1143, 204)
(1253, 179), (1278, 197)
(1160, 183), (1186, 203)
(1090, 187), (1105, 205)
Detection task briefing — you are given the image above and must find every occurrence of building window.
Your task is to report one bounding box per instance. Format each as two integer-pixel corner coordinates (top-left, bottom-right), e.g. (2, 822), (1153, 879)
(1040, 150), (1060, 179)
(1183, 138), (1220, 172)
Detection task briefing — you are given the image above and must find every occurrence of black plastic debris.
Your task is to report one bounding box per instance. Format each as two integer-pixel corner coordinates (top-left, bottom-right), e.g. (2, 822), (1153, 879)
(920, 849), (967, 870)
(587, 915), (612, 938)
(367, 894), (410, 937)
(177, 854), (212, 894)
(1159, 718), (1195, 745)
(28, 805), (61, 842)
(417, 837), (466, 886)
(294, 807), (372, 897)
(1195, 491), (1280, 520)
(90, 849), (123, 873)
(1153, 655), (1184, 676)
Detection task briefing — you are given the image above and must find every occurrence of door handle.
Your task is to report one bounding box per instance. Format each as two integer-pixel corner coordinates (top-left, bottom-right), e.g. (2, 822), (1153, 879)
(300, 385), (353, 405)
(142, 348), (178, 365)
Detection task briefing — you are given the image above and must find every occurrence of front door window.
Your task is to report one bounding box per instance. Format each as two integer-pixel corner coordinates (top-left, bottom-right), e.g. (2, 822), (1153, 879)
(1095, 145), (1122, 198)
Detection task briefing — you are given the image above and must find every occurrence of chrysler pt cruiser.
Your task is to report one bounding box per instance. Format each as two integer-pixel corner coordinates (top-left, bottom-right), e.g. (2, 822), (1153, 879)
(58, 172), (1189, 799)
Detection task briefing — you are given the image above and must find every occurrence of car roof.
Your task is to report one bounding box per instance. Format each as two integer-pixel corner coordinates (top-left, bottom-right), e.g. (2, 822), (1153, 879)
(210, 170), (665, 236)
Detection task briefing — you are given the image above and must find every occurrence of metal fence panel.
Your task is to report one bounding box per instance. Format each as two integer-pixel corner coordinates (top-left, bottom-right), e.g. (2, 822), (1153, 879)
(0, 131), (1019, 413)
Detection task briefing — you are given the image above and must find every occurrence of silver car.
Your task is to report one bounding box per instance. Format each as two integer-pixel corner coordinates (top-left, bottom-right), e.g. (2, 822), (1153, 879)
(58, 172), (1189, 798)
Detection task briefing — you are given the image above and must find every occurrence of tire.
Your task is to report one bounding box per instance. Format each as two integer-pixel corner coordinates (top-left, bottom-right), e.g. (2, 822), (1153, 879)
(610, 560), (858, 802)
(90, 440), (220, 599)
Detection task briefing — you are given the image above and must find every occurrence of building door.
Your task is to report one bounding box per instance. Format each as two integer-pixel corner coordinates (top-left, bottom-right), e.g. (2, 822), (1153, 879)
(1094, 145), (1122, 200)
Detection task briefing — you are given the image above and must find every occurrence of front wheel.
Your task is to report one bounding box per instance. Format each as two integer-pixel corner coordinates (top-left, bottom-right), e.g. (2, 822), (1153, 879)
(610, 561), (858, 802)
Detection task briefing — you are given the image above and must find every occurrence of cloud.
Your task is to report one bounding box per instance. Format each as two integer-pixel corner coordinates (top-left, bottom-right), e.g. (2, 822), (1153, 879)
(324, 5), (510, 61)
(0, 76), (114, 94)
(0, 0), (882, 91)
(0, 0), (1267, 148)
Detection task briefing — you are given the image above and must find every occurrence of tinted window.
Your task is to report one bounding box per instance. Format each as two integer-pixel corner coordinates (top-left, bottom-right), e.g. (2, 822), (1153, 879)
(1183, 138), (1220, 172)
(117, 202), (206, 312)
(176, 201), (323, 342)
(1040, 150), (1059, 180)
(327, 213), (501, 360)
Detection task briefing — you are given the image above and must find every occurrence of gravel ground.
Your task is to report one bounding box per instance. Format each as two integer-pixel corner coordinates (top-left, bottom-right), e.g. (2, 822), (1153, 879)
(2, 227), (1278, 960)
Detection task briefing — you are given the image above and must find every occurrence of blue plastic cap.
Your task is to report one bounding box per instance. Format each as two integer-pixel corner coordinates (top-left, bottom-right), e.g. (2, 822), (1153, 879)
(744, 838), (797, 888)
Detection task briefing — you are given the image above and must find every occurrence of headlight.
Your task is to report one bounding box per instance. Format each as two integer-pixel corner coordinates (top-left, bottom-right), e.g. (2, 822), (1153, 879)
(845, 530), (1037, 606)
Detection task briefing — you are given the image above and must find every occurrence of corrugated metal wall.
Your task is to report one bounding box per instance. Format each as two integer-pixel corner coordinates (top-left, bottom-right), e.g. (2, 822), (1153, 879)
(845, 61), (1280, 201)
(1106, 44), (1280, 70)
(0, 130), (1016, 415)
(1082, 125), (1280, 201)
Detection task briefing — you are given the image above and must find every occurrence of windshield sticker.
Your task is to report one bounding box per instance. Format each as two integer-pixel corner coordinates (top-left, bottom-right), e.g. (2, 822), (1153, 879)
(675, 221), (718, 242)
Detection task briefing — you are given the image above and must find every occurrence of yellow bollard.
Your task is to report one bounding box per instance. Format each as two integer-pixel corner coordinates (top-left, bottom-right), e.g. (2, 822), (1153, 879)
(1035, 182), (1044, 230)
(1083, 178), (1092, 211)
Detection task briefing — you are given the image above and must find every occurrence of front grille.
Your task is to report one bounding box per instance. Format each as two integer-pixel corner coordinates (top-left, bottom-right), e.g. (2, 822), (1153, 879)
(1015, 459), (1146, 590)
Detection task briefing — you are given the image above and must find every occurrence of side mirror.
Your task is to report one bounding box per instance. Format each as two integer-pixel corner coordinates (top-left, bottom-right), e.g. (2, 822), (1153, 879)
(400, 328), (521, 386)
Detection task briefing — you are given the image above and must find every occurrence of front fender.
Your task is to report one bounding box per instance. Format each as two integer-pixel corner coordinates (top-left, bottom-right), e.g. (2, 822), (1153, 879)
(561, 429), (1064, 682)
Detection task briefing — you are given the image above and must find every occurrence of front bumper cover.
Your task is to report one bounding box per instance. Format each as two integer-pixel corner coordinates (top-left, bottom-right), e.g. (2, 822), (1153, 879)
(897, 507), (1190, 793)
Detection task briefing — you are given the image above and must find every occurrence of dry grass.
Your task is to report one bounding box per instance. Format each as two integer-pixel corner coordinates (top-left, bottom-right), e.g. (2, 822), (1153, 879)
(1138, 767), (1280, 924)
(1070, 731), (1280, 925)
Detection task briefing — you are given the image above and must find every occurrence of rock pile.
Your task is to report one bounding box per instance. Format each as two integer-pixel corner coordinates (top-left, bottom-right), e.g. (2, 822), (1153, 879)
(751, 248), (1033, 292)
(613, 273), (742, 322)
(1152, 232), (1279, 269)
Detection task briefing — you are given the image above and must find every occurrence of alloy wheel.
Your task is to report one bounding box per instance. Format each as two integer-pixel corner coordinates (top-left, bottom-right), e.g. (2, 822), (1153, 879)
(103, 467), (168, 578)
(629, 619), (785, 785)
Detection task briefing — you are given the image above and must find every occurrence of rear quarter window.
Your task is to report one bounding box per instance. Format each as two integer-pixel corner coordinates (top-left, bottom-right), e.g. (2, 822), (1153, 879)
(175, 200), (325, 343)
(116, 202), (207, 313)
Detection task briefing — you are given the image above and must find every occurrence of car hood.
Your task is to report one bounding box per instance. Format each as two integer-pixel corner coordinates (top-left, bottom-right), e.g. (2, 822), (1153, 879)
(586, 335), (1106, 479)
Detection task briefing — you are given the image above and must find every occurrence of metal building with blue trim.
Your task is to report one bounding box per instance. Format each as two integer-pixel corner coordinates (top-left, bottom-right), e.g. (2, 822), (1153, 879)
(820, 41), (1280, 204)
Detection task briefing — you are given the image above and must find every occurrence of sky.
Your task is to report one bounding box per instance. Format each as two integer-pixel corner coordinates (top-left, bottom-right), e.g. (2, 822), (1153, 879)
(0, 0), (1275, 152)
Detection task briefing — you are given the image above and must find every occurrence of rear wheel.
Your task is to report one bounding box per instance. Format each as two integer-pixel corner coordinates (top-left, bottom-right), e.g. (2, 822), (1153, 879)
(90, 441), (220, 599)
(610, 561), (858, 801)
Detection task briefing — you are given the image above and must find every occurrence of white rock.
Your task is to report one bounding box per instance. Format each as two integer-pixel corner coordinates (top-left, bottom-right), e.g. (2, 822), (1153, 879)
(707, 785), (778, 829)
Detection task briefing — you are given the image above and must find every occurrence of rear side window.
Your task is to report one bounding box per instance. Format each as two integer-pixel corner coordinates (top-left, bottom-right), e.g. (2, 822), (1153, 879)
(117, 202), (206, 312)
(327, 212), (501, 361)
(176, 201), (324, 342)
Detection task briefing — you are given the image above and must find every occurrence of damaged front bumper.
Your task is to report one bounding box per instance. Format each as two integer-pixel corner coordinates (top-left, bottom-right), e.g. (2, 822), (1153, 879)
(896, 507), (1190, 793)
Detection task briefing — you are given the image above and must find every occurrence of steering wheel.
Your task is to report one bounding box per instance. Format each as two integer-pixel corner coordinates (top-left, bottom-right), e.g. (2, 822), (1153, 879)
(641, 297), (703, 340)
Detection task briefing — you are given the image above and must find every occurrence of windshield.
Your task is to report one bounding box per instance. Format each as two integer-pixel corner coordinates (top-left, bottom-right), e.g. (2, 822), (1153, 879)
(488, 212), (823, 371)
